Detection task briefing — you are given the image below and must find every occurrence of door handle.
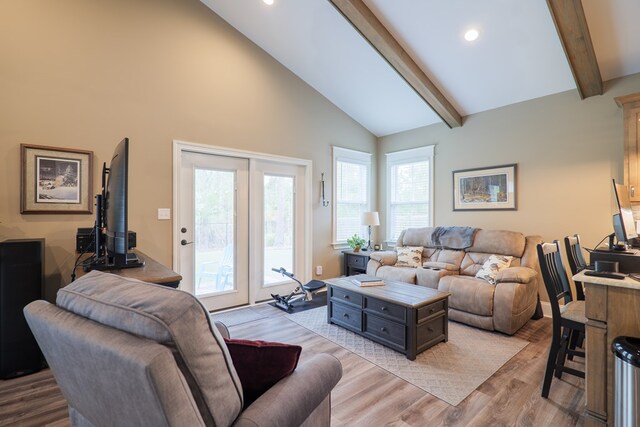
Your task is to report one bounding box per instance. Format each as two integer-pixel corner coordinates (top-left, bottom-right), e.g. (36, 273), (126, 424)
(181, 239), (193, 246)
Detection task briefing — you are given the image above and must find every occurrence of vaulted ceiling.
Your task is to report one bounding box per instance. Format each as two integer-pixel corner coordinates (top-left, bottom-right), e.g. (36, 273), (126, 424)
(201, 0), (640, 137)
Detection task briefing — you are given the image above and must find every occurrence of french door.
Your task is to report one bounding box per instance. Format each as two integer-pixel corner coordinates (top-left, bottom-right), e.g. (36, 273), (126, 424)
(250, 160), (306, 302)
(178, 153), (249, 310)
(175, 143), (310, 312)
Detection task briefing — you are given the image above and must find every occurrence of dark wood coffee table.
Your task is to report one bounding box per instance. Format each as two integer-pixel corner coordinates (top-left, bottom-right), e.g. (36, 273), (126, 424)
(324, 276), (450, 360)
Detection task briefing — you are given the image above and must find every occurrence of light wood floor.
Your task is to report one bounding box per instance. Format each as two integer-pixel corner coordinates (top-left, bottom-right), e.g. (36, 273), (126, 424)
(0, 305), (585, 426)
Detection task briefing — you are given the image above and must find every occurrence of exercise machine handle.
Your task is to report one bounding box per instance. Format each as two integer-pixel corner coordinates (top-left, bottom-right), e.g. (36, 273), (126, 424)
(271, 267), (295, 279)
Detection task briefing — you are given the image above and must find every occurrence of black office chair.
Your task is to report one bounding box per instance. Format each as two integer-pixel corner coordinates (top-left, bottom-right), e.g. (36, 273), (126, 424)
(537, 241), (586, 398)
(564, 234), (587, 301)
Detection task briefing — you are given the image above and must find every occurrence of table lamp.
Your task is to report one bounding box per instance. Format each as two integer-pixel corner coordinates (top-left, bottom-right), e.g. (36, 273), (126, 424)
(361, 211), (380, 251)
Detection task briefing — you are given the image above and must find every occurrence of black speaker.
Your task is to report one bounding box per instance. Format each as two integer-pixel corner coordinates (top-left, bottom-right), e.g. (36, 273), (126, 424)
(0, 239), (44, 378)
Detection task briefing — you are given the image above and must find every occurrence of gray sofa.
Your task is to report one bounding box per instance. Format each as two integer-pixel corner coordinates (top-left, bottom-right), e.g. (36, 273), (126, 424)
(24, 270), (342, 427)
(367, 227), (543, 335)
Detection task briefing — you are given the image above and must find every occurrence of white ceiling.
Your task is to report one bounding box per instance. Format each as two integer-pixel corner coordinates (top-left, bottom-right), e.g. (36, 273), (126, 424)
(202, 0), (640, 137)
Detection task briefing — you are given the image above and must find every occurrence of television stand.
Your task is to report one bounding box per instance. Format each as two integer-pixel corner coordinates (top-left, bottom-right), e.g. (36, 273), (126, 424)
(75, 249), (181, 288)
(84, 252), (144, 272)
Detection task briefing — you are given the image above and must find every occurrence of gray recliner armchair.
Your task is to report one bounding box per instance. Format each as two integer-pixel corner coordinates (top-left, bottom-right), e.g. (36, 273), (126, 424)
(24, 270), (342, 427)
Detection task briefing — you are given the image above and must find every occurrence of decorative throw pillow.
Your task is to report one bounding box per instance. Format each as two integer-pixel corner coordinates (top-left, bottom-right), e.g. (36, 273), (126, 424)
(476, 254), (513, 284)
(395, 246), (423, 268)
(224, 338), (302, 407)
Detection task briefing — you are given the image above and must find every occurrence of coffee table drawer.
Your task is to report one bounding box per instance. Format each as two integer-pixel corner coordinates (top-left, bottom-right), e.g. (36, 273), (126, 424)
(331, 302), (362, 331)
(417, 314), (446, 347)
(330, 286), (362, 308)
(364, 314), (405, 350)
(365, 297), (406, 323)
(417, 299), (446, 321)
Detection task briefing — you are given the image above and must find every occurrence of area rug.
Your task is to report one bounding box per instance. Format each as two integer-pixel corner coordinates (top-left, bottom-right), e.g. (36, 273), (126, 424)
(288, 306), (528, 406)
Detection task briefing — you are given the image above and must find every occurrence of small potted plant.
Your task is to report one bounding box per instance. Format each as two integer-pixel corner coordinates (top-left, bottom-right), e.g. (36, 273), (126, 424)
(347, 234), (366, 252)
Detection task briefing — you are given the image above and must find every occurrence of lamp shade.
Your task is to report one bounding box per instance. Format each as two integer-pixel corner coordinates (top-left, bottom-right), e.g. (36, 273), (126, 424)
(361, 211), (380, 226)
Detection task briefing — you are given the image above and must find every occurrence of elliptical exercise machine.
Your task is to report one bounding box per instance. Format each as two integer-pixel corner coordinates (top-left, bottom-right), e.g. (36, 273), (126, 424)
(270, 267), (326, 312)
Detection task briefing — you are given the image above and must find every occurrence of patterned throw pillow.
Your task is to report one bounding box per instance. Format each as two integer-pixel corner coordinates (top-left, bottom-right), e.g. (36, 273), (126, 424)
(395, 246), (423, 268)
(476, 254), (513, 284)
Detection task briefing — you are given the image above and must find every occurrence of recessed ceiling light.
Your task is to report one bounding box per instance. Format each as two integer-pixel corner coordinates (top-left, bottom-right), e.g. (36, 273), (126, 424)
(464, 29), (479, 42)
(263, 0), (274, 5)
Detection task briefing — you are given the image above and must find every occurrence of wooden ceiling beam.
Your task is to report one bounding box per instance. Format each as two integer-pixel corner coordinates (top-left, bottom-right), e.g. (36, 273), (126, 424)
(547, 0), (603, 99)
(329, 0), (463, 128)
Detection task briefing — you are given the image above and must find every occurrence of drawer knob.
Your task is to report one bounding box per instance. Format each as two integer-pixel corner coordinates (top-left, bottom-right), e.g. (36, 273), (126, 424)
(381, 306), (388, 311)
(343, 313), (349, 318)
(380, 327), (387, 332)
(428, 327), (434, 332)
(344, 295), (350, 299)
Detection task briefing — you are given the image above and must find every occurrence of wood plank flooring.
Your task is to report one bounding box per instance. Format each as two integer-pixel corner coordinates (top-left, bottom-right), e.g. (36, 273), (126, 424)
(0, 304), (584, 426)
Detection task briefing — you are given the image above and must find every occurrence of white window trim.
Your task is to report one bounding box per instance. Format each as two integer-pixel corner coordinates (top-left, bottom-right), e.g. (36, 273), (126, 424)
(332, 146), (372, 249)
(385, 145), (435, 244)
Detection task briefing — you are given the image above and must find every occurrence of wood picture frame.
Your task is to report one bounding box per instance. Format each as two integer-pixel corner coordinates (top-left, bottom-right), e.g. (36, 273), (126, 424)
(452, 164), (517, 211)
(21, 144), (94, 214)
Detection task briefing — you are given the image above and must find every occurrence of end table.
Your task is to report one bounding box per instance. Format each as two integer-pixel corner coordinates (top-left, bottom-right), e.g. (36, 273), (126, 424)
(342, 250), (372, 276)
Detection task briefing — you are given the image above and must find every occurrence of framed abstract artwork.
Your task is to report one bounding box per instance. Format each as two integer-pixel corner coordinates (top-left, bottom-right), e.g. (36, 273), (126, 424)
(452, 164), (517, 211)
(21, 144), (94, 214)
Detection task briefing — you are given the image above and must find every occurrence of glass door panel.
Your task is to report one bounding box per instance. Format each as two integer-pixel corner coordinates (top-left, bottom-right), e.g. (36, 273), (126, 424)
(263, 174), (294, 286)
(194, 168), (235, 296)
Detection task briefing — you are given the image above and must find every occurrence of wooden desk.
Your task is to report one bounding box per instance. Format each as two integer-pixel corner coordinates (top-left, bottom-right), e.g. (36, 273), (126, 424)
(574, 271), (640, 426)
(76, 249), (182, 288)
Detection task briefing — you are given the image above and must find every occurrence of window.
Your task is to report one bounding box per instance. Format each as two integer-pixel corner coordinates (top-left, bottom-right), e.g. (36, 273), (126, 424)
(386, 146), (434, 243)
(333, 146), (371, 246)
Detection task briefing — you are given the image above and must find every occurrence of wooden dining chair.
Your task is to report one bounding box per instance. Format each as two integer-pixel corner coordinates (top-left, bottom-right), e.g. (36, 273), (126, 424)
(564, 234), (589, 353)
(537, 241), (586, 398)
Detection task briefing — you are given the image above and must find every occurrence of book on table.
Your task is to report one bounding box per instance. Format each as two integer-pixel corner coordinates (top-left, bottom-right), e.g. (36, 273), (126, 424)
(350, 274), (384, 287)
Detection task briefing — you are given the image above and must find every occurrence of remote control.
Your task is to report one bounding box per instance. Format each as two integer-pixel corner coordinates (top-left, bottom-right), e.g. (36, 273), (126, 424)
(584, 270), (627, 280)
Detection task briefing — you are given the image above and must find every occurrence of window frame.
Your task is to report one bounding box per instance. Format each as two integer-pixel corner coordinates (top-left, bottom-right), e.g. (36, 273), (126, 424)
(385, 145), (435, 245)
(332, 146), (372, 249)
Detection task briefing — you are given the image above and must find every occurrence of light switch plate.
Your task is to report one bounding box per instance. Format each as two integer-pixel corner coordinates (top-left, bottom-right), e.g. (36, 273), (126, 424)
(158, 208), (171, 220)
(316, 265), (323, 276)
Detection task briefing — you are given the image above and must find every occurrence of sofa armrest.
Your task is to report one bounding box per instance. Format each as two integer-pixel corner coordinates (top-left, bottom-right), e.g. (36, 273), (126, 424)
(369, 250), (397, 266)
(493, 273), (539, 334)
(213, 321), (230, 339)
(233, 353), (342, 427)
(495, 266), (537, 284)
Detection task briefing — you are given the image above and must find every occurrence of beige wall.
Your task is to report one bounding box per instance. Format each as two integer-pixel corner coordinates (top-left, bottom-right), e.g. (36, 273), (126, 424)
(378, 72), (640, 299)
(379, 74), (640, 246)
(0, 0), (376, 299)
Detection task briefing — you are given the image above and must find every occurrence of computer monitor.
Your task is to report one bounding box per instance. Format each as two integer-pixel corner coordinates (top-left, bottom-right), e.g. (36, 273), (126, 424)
(612, 179), (638, 247)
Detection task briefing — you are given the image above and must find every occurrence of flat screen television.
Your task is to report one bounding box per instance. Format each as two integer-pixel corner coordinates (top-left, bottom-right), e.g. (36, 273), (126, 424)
(84, 138), (143, 271)
(612, 179), (638, 248)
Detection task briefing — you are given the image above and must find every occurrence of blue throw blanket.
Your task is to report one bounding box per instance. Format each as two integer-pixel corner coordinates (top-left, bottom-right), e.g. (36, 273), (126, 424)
(432, 226), (478, 249)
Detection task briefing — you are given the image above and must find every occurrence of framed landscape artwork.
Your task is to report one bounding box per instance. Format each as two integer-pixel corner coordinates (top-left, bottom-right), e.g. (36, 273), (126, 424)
(21, 144), (93, 214)
(452, 164), (517, 211)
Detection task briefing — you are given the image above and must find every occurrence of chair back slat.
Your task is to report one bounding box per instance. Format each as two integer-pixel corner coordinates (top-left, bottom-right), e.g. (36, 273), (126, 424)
(537, 241), (574, 318)
(564, 234), (587, 300)
(564, 235), (587, 274)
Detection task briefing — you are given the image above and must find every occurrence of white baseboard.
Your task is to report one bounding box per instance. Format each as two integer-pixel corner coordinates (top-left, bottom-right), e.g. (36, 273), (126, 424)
(540, 301), (552, 318)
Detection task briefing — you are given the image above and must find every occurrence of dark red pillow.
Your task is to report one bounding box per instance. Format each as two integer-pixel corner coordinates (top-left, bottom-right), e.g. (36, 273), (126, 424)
(224, 338), (302, 407)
